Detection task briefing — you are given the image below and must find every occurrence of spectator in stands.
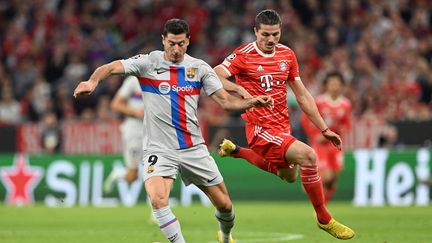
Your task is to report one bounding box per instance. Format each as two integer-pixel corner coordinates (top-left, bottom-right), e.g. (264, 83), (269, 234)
(0, 86), (22, 125)
(40, 111), (61, 153)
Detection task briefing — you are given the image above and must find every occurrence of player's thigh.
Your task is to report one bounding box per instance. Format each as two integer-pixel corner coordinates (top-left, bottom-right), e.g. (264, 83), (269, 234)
(198, 182), (232, 212)
(145, 176), (174, 208)
(284, 140), (317, 166)
(179, 144), (223, 187)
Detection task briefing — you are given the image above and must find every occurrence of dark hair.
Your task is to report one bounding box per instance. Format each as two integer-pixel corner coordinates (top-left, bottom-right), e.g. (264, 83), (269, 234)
(255, 9), (281, 30)
(163, 19), (190, 37)
(323, 71), (345, 86)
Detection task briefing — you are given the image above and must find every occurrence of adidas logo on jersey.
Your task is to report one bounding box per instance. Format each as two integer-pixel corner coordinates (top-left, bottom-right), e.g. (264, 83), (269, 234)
(257, 65), (264, 72)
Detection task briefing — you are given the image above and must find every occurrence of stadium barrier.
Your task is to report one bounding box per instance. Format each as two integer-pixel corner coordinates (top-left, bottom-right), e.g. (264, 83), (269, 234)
(0, 148), (430, 207)
(1, 120), (430, 154)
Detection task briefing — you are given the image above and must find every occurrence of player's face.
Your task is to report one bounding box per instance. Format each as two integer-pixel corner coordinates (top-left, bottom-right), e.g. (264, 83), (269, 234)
(162, 33), (189, 63)
(254, 24), (281, 54)
(326, 77), (343, 96)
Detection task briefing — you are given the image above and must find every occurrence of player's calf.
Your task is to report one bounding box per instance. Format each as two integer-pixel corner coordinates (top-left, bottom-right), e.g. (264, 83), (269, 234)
(276, 166), (298, 183)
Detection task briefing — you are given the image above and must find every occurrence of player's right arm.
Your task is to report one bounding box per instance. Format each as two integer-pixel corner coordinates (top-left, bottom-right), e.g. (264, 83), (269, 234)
(73, 60), (125, 97)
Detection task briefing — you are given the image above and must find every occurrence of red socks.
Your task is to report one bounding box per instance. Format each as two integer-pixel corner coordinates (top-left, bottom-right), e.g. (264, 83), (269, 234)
(232, 147), (271, 173)
(300, 165), (332, 224)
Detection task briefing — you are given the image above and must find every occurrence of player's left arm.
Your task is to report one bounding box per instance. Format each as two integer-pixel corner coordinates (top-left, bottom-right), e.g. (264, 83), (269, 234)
(288, 78), (342, 149)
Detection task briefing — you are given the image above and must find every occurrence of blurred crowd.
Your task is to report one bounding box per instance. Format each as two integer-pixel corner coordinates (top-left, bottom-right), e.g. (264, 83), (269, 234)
(0, 0), (431, 132)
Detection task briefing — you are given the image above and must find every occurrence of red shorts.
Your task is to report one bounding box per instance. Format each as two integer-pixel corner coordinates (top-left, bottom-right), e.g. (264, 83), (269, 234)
(313, 143), (344, 172)
(245, 123), (296, 174)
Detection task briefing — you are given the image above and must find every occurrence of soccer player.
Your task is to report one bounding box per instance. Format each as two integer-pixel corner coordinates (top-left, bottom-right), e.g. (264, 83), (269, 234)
(73, 19), (274, 243)
(300, 71), (352, 204)
(214, 10), (355, 240)
(103, 76), (144, 193)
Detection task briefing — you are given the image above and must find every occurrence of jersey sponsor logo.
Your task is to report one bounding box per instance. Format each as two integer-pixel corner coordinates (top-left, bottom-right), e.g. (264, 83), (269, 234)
(260, 74), (274, 92)
(257, 65), (264, 72)
(159, 82), (171, 94)
(186, 68), (197, 79)
(226, 53), (236, 60)
(260, 74), (285, 92)
(279, 61), (287, 71)
(158, 82), (195, 94)
(172, 85), (194, 92)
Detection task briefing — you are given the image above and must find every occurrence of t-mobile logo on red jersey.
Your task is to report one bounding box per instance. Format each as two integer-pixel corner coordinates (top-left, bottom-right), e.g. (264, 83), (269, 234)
(260, 74), (274, 92)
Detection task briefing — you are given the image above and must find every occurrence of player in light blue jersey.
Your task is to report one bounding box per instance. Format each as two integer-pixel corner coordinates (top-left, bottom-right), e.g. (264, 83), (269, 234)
(74, 19), (274, 243)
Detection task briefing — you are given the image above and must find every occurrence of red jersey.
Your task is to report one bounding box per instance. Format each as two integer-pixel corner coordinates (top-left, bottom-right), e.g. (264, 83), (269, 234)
(218, 42), (300, 129)
(301, 94), (352, 144)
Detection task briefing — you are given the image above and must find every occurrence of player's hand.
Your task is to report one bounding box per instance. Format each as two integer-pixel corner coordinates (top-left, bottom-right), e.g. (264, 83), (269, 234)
(73, 81), (98, 98)
(322, 129), (342, 150)
(249, 95), (274, 109)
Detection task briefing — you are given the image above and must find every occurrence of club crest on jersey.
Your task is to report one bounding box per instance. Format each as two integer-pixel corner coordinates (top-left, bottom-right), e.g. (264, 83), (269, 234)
(186, 68), (197, 79)
(279, 61), (287, 71)
(159, 82), (171, 94)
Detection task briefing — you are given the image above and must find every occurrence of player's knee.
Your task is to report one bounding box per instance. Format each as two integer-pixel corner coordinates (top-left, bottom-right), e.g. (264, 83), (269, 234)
(149, 195), (169, 209)
(302, 149), (317, 166)
(215, 198), (233, 213)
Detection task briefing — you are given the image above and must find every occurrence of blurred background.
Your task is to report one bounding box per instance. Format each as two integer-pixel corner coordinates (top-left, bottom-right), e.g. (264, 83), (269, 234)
(0, 0), (431, 206)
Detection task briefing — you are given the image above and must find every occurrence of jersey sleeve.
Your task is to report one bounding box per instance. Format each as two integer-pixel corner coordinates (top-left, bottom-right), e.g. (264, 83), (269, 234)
(287, 50), (300, 81)
(199, 62), (223, 96)
(218, 51), (244, 77)
(117, 76), (138, 98)
(120, 54), (151, 77)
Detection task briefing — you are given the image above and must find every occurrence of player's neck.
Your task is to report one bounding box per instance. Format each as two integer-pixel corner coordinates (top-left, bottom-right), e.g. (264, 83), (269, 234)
(253, 42), (275, 57)
(328, 93), (340, 101)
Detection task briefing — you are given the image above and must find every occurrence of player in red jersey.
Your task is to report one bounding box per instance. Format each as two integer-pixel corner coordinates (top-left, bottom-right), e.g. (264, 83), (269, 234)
(300, 71), (352, 204)
(214, 10), (354, 240)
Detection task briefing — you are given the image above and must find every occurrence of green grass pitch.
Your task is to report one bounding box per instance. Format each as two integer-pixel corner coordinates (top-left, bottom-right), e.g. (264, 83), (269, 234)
(0, 202), (430, 243)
